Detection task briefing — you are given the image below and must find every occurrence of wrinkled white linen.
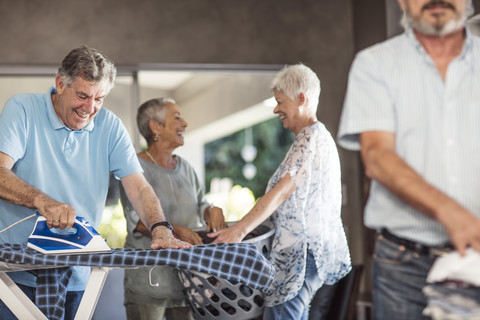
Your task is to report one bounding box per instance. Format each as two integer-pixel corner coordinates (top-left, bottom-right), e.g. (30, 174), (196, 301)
(427, 249), (480, 286)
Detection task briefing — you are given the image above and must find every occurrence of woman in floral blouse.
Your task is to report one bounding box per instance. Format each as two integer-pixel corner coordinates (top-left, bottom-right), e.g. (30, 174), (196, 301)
(211, 63), (351, 320)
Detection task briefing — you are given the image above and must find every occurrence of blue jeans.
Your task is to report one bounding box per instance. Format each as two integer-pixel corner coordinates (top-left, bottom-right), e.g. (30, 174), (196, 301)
(373, 233), (436, 320)
(0, 283), (84, 320)
(308, 283), (338, 320)
(263, 250), (323, 320)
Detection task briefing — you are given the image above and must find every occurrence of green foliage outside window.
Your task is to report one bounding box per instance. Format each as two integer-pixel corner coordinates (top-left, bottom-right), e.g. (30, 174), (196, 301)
(205, 117), (294, 199)
(98, 200), (127, 248)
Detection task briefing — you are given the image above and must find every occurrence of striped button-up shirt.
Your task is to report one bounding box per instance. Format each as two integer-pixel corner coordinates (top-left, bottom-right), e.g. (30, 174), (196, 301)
(338, 28), (480, 245)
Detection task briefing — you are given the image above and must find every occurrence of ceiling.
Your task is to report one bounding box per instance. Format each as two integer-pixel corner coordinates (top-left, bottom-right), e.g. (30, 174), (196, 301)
(114, 70), (195, 90)
(137, 70), (194, 90)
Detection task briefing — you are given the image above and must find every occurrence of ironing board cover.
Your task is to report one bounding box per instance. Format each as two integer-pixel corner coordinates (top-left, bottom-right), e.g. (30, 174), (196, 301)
(0, 242), (275, 320)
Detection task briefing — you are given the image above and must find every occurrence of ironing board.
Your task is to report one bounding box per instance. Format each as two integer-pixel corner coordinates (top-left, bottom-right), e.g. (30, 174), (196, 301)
(0, 242), (275, 320)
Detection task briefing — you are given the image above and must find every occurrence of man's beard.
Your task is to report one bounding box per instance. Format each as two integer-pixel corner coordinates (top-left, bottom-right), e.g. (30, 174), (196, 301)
(400, 0), (474, 36)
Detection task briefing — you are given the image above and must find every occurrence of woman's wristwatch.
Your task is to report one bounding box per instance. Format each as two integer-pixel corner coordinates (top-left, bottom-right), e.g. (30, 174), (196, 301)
(150, 221), (174, 233)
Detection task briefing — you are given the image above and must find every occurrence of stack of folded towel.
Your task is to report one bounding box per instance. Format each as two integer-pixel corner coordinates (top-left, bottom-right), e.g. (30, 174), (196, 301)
(423, 249), (480, 320)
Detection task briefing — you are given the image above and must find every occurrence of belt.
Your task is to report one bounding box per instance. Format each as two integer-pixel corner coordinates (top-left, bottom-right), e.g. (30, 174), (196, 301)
(379, 229), (453, 257)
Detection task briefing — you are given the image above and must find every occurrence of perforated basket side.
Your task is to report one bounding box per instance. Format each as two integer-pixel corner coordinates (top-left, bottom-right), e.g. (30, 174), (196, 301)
(242, 225), (274, 259)
(178, 269), (265, 320)
(179, 221), (275, 320)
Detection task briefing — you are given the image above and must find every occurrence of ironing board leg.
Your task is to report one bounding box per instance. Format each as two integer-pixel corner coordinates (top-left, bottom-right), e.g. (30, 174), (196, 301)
(74, 266), (111, 320)
(0, 272), (48, 319)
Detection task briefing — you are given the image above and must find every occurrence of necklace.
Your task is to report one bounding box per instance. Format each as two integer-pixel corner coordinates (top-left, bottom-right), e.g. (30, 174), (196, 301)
(145, 150), (158, 166)
(145, 150), (177, 169)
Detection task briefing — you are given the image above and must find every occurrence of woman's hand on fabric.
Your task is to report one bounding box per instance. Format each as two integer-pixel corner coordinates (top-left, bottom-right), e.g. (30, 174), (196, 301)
(209, 225), (245, 244)
(173, 225), (204, 245)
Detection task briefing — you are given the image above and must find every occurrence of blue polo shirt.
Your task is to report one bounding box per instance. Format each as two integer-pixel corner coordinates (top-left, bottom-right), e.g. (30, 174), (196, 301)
(0, 86), (142, 290)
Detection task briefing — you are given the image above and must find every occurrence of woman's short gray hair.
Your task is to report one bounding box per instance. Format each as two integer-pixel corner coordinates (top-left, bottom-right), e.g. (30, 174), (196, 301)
(57, 46), (117, 91)
(137, 97), (176, 144)
(270, 63), (320, 112)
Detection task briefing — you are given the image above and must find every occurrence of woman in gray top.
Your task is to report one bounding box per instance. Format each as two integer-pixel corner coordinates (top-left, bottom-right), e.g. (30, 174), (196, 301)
(120, 97), (226, 320)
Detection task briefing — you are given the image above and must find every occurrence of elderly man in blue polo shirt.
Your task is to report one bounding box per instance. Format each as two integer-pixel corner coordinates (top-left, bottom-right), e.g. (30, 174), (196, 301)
(0, 46), (191, 319)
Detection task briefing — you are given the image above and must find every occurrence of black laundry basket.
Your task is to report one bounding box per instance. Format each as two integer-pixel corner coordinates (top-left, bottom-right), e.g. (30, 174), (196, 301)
(178, 221), (274, 320)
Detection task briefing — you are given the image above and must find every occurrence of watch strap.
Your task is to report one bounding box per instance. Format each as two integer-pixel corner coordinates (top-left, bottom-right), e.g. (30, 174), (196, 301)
(150, 221), (174, 233)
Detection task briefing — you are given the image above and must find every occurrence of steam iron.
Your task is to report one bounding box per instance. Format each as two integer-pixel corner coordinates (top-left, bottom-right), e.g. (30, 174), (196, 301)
(27, 215), (111, 255)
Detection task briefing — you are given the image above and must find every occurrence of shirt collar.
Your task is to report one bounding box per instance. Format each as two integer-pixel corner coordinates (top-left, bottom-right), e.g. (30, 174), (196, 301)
(46, 85), (95, 132)
(462, 27), (475, 63)
(405, 27), (474, 64)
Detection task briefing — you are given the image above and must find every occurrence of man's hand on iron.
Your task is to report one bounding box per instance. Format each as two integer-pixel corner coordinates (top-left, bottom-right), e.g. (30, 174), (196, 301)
(150, 226), (193, 249)
(35, 197), (76, 229)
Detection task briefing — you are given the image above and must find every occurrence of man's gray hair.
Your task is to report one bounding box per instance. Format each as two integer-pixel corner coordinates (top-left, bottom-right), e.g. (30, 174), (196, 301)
(270, 63), (321, 112)
(57, 46), (117, 91)
(137, 97), (176, 144)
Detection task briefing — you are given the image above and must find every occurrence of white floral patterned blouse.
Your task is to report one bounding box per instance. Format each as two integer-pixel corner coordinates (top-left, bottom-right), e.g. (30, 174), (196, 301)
(264, 121), (351, 306)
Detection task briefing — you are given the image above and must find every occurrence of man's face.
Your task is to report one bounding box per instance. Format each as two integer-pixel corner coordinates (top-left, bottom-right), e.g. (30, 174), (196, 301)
(398, 0), (472, 36)
(54, 75), (110, 130)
